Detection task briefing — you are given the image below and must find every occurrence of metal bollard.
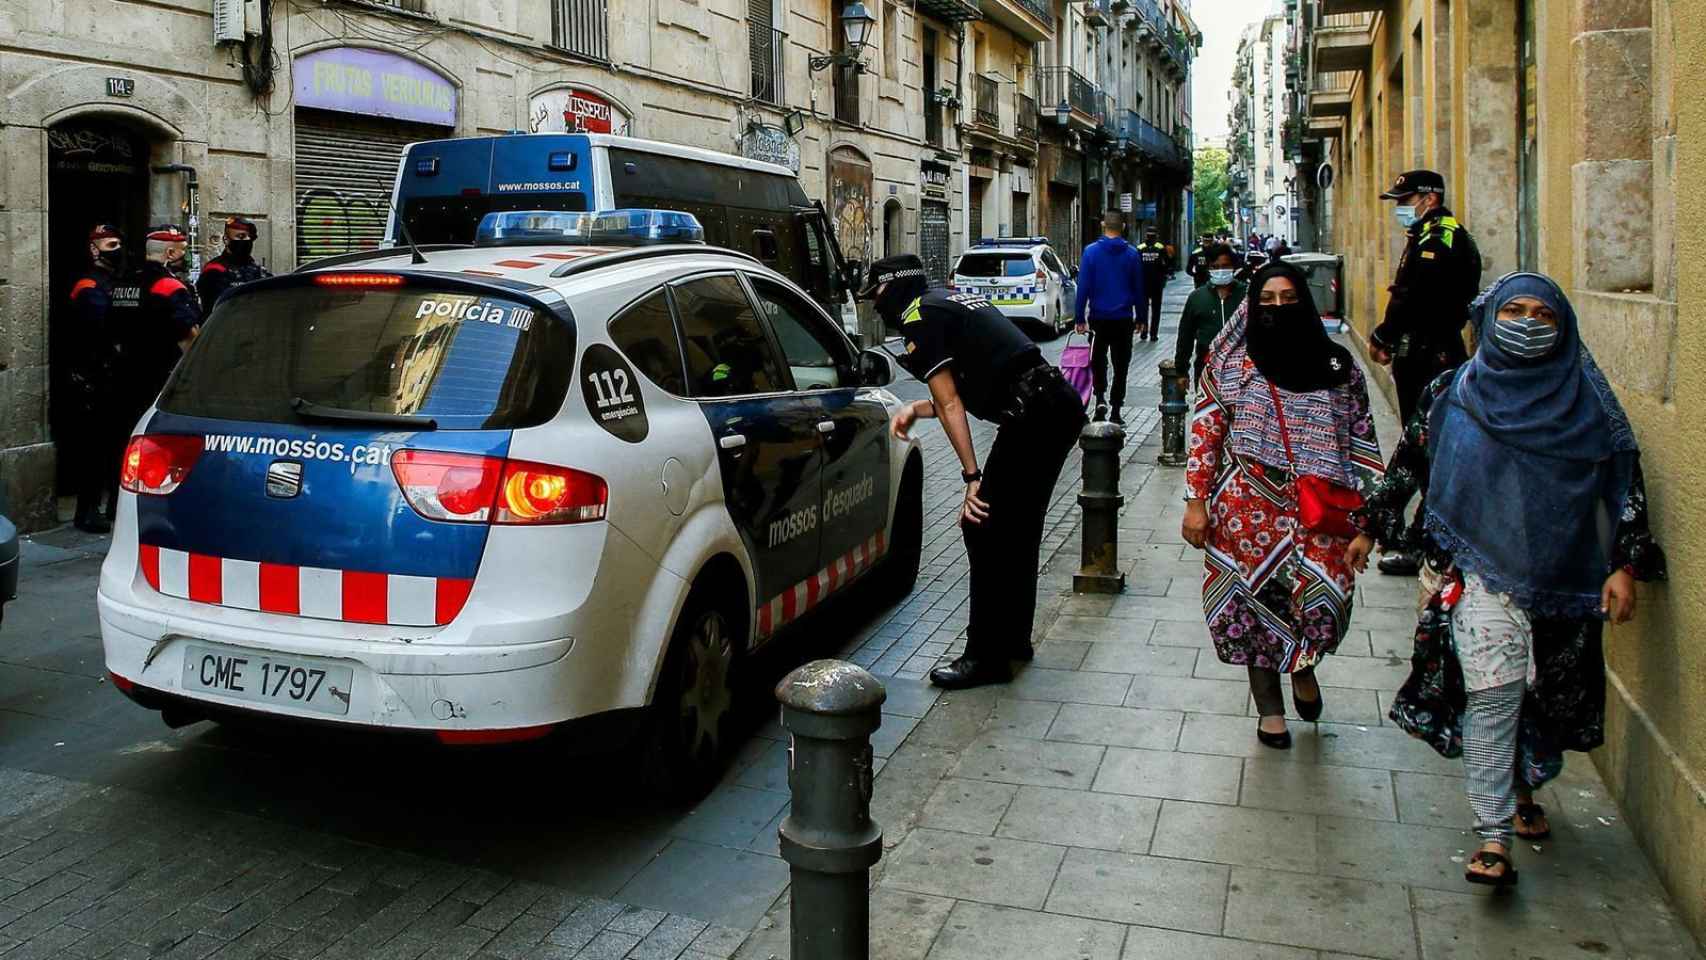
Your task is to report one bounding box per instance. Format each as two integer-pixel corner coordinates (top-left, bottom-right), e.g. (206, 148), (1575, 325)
(775, 659), (886, 960)
(1074, 421), (1127, 594)
(1157, 360), (1190, 467)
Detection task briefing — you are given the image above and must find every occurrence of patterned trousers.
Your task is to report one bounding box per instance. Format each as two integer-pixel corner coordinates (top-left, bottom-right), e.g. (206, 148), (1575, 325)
(1463, 681), (1525, 845)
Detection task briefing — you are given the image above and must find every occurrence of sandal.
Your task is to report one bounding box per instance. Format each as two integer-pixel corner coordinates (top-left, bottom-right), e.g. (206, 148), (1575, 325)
(1464, 849), (1519, 888)
(1515, 803), (1552, 840)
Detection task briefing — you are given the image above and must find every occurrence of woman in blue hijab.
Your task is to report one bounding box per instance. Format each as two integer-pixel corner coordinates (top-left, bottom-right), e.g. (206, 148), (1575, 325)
(1347, 273), (1666, 888)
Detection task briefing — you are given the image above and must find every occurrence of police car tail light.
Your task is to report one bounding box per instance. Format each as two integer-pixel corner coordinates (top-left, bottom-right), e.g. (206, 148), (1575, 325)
(392, 450), (504, 522)
(120, 435), (203, 495)
(494, 460), (606, 525)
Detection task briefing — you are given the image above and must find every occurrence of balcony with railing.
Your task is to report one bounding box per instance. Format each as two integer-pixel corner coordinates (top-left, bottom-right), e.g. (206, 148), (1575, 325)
(1016, 90), (1039, 140)
(1126, 113), (1190, 174)
(748, 26), (785, 106)
(977, 0), (1054, 42)
(973, 74), (1001, 131)
(1307, 69), (1355, 117)
(1083, 0), (1111, 27)
(1313, 11), (1375, 73)
(1040, 65), (1099, 129)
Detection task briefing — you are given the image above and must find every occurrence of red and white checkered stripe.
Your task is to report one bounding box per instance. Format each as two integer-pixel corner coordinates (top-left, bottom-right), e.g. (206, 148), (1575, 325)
(756, 531), (887, 638)
(138, 544), (473, 627)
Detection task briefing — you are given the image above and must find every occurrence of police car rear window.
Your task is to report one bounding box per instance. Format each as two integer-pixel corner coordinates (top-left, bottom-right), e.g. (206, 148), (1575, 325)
(955, 253), (1034, 278)
(158, 285), (573, 430)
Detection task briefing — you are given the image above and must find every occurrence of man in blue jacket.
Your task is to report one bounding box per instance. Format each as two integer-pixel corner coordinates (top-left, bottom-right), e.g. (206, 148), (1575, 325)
(1073, 213), (1146, 423)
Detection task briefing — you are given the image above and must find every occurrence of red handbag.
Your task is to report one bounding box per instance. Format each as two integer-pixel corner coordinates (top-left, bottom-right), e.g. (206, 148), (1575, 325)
(1267, 383), (1364, 539)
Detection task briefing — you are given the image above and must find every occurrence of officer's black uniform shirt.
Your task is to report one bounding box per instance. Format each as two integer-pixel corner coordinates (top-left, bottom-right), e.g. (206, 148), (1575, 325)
(196, 252), (272, 309)
(127, 261), (201, 403)
(66, 267), (133, 409)
(897, 288), (1040, 423)
(1372, 206), (1483, 355)
(1136, 242), (1168, 292)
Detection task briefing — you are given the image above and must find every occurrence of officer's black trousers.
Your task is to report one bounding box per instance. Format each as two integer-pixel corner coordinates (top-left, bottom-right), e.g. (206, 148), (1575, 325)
(1088, 319), (1135, 412)
(1143, 289), (1165, 339)
(963, 376), (1087, 662)
(1391, 339), (1468, 426)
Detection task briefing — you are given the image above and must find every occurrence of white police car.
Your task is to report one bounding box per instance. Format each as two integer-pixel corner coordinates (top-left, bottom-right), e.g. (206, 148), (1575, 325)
(949, 237), (1075, 337)
(97, 209), (922, 796)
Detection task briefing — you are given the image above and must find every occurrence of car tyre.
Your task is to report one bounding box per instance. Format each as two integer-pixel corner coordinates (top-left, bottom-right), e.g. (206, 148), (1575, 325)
(640, 589), (740, 803)
(877, 459), (923, 601)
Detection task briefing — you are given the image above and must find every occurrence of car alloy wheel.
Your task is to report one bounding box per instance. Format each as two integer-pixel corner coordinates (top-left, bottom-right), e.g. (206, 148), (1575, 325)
(676, 607), (735, 766)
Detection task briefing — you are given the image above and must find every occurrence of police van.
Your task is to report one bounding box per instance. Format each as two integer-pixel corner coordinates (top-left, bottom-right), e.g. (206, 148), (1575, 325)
(97, 209), (922, 797)
(388, 134), (862, 331)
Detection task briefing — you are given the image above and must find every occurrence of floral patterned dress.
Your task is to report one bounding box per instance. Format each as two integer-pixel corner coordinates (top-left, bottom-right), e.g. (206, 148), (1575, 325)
(1186, 357), (1384, 673)
(1354, 374), (1667, 785)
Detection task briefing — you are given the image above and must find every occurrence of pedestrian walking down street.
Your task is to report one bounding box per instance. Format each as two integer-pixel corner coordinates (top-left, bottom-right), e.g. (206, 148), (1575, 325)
(866, 254), (1088, 691)
(1347, 273), (1666, 889)
(1135, 227), (1169, 341)
(64, 223), (137, 534)
(1180, 261), (1384, 750)
(1368, 170), (1483, 577)
(121, 225), (201, 431)
(195, 216), (272, 309)
(1173, 243), (1244, 390)
(1073, 213), (1146, 424)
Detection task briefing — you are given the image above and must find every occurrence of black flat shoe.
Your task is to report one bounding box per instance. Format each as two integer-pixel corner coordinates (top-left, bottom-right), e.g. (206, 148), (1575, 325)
(1377, 553), (1420, 577)
(930, 656), (1012, 690)
(1293, 677), (1324, 723)
(1256, 725), (1292, 750)
(1010, 644), (1035, 663)
(74, 514), (112, 535)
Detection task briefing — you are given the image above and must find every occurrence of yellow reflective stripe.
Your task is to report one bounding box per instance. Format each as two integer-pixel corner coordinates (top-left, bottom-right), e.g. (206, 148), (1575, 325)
(901, 297), (923, 324)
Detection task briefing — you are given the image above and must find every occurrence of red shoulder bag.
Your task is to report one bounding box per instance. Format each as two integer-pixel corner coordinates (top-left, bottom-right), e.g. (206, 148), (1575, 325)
(1266, 382), (1364, 540)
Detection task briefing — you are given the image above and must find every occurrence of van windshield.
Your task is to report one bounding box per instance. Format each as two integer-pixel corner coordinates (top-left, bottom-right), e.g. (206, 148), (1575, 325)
(400, 192), (591, 245)
(955, 253), (1035, 279)
(158, 283), (574, 429)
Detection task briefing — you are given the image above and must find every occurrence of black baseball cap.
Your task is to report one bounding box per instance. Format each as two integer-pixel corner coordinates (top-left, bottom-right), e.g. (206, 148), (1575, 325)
(856, 254), (929, 299)
(1380, 169), (1446, 200)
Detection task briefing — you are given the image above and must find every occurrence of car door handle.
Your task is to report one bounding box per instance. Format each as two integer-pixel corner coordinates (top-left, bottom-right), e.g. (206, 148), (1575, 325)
(719, 433), (747, 450)
(816, 420), (836, 435)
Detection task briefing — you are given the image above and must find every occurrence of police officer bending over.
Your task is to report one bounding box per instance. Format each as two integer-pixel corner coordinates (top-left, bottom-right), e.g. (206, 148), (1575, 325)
(196, 217), (272, 309)
(862, 255), (1088, 690)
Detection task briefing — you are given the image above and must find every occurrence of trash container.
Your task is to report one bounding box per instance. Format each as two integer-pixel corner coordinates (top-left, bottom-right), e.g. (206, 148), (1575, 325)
(1280, 252), (1344, 332)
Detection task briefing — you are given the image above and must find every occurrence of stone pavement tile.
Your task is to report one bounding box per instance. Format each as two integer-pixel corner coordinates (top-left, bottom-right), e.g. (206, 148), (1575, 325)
(1350, 604), (1428, 637)
(1059, 595), (1116, 619)
(1314, 725), (1462, 777)
(606, 906), (666, 937)
(1147, 620), (1215, 648)
(881, 677), (946, 719)
(1313, 656), (1410, 692)
(1124, 676), (1247, 716)
(1189, 653), (1254, 683)
(866, 888), (955, 960)
(4, 922), (87, 960)
(421, 926), (497, 960)
(918, 779), (1017, 835)
(1175, 713), (1330, 762)
(203, 922), (294, 960)
(907, 690), (1001, 748)
(1110, 595), (1204, 623)
(1046, 703), (1182, 751)
(1316, 815), (1475, 893)
(666, 787), (789, 849)
(614, 842), (786, 929)
(1030, 641), (1091, 671)
(1081, 642), (1196, 677)
(1149, 800), (1317, 874)
(996, 785), (1160, 854)
(1043, 846), (1228, 934)
(872, 715), (923, 760)
(1391, 772), (1468, 829)
(1409, 886), (1624, 960)
(463, 884), (548, 934)
(881, 829), (1065, 909)
(732, 741), (790, 794)
(987, 699), (1060, 739)
(1048, 614), (1154, 645)
(1239, 685), (1386, 727)
(948, 733), (1104, 790)
(576, 930), (642, 960)
(1222, 867), (1416, 960)
(1336, 629), (1377, 658)
(1092, 747), (1242, 805)
(871, 741), (964, 844)
(686, 924), (748, 960)
(1240, 757), (1397, 822)
(925, 901), (1124, 960)
(1005, 668), (1132, 706)
(1119, 926), (1317, 960)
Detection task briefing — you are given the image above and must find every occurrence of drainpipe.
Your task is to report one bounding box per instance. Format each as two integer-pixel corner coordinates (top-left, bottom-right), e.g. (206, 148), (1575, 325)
(152, 164), (202, 279)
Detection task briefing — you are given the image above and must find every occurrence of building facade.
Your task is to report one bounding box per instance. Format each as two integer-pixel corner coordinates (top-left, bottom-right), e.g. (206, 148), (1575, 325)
(1297, 0), (1704, 940)
(1226, 13), (1298, 246)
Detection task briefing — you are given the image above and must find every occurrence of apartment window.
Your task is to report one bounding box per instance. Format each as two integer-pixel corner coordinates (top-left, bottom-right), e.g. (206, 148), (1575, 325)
(883, 2), (901, 79)
(553, 0), (610, 59)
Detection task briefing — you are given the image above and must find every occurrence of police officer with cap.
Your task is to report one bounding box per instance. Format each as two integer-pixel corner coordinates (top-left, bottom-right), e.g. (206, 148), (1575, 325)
(1371, 169), (1482, 575)
(196, 217), (272, 309)
(65, 223), (136, 533)
(865, 254), (1087, 689)
(122, 224), (201, 430)
(1134, 227), (1169, 341)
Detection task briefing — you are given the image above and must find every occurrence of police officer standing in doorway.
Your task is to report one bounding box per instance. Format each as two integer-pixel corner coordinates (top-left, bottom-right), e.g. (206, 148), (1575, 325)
(1370, 169), (1482, 575)
(122, 225), (201, 431)
(1135, 227), (1169, 341)
(864, 255), (1088, 689)
(196, 217), (272, 309)
(65, 224), (135, 533)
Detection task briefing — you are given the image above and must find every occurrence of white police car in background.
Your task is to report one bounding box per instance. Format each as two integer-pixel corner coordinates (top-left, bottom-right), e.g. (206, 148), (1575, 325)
(949, 237), (1075, 338)
(97, 209), (923, 797)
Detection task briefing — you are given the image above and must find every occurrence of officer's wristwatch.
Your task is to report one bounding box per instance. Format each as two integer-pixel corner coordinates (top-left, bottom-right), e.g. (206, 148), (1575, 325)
(962, 469), (983, 484)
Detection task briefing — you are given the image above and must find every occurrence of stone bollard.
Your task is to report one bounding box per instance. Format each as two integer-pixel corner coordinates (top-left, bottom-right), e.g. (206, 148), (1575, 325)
(1074, 421), (1127, 594)
(775, 659), (886, 960)
(1157, 359), (1191, 467)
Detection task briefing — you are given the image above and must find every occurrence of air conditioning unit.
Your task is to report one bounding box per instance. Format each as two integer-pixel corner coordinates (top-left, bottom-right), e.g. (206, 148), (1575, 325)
(212, 0), (262, 42)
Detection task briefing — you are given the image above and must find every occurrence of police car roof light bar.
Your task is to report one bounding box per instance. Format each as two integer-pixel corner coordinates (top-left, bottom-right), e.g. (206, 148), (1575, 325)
(474, 208), (706, 247)
(973, 236), (1049, 247)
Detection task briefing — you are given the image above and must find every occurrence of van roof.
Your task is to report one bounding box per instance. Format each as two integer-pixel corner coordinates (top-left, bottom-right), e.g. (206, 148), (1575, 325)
(403, 133), (800, 181)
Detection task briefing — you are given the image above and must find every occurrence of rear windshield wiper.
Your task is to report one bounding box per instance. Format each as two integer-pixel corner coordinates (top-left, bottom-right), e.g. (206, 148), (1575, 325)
(291, 397), (437, 431)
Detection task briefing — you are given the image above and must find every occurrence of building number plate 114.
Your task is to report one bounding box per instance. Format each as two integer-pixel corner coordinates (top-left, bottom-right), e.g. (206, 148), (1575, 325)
(107, 77), (135, 97)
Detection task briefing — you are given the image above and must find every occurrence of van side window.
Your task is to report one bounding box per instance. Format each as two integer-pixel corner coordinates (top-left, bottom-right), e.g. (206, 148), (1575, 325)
(608, 290), (687, 395)
(746, 277), (854, 390)
(753, 230), (780, 265)
(672, 275), (788, 397)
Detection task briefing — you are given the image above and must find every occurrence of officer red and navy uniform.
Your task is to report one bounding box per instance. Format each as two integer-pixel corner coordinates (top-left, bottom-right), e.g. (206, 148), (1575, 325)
(1134, 228), (1169, 341)
(123, 225), (202, 427)
(65, 224), (138, 533)
(195, 216), (272, 309)
(865, 254), (1087, 690)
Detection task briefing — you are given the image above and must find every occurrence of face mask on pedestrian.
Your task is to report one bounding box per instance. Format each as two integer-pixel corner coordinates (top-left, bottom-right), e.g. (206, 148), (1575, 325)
(1208, 268), (1237, 287)
(1492, 313), (1560, 361)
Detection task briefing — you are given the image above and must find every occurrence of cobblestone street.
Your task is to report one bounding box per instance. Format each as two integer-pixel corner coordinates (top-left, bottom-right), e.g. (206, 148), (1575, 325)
(1, 277), (1700, 960)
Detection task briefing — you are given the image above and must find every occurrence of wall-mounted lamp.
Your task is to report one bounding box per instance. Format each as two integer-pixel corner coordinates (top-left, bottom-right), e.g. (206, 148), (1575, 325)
(809, 2), (878, 72)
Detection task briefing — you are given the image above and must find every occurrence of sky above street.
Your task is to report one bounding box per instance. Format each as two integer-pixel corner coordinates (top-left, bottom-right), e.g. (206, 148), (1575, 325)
(1189, 0), (1280, 141)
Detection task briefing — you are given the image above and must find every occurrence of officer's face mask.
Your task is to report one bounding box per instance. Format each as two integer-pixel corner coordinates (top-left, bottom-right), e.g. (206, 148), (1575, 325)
(227, 237), (254, 258)
(1492, 299), (1561, 361)
(1208, 268), (1237, 287)
(1393, 205), (1419, 229)
(96, 246), (126, 271)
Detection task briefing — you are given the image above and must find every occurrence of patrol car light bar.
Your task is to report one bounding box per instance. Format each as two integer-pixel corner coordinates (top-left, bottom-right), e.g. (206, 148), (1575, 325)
(473, 209), (705, 247)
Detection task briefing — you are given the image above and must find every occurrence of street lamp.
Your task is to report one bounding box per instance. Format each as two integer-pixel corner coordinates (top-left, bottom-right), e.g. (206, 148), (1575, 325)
(809, 1), (878, 71)
(1055, 100), (1071, 126)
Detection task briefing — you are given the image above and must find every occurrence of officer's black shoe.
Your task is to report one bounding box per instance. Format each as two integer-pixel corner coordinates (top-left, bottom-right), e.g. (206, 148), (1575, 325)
(1011, 643), (1035, 663)
(1111, 411), (1125, 426)
(929, 656), (1012, 690)
(1378, 552), (1421, 577)
(1094, 402), (1109, 422)
(74, 513), (112, 535)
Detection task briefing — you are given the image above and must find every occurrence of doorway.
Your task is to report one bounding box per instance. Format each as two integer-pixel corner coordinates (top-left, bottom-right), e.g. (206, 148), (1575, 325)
(46, 118), (154, 495)
(883, 199), (905, 257)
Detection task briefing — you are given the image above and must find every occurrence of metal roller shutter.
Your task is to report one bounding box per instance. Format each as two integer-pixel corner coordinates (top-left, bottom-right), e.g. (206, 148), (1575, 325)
(293, 112), (446, 266)
(968, 178), (985, 242)
(1011, 193), (1029, 236)
(920, 201), (950, 283)
(1048, 185), (1075, 266)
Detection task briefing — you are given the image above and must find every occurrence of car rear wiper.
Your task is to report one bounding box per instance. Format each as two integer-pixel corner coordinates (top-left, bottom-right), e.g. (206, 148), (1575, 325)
(291, 397), (437, 431)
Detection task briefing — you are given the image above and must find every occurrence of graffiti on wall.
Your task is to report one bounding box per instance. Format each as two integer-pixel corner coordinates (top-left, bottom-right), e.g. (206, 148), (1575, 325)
(295, 188), (389, 263)
(828, 147), (873, 267)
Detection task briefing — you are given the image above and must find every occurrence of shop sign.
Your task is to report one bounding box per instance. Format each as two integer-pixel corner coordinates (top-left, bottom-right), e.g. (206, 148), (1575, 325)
(920, 160), (951, 199)
(529, 87), (631, 135)
(106, 77), (135, 98)
(1118, 193), (1134, 212)
(738, 124), (801, 173)
(294, 48), (457, 127)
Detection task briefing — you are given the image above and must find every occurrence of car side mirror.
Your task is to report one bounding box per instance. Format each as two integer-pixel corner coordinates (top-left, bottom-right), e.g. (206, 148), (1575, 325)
(859, 348), (895, 387)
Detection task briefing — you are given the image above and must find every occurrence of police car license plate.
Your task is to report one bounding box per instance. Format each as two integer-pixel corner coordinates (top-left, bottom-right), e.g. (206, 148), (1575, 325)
(180, 644), (354, 716)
